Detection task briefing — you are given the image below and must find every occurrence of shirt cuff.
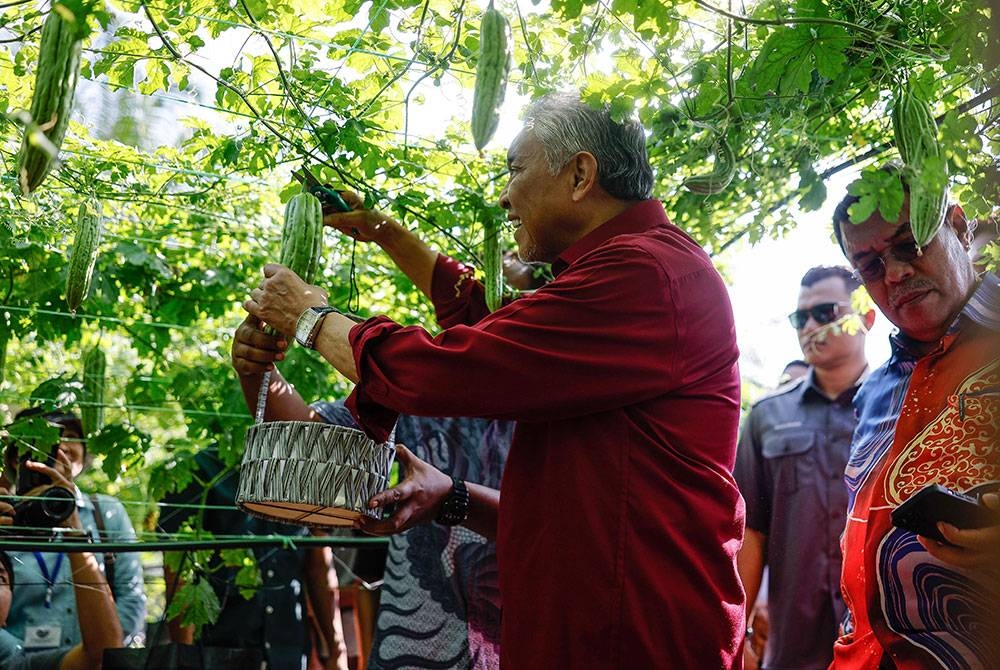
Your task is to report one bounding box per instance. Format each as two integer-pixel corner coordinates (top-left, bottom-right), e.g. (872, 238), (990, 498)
(345, 317), (403, 443)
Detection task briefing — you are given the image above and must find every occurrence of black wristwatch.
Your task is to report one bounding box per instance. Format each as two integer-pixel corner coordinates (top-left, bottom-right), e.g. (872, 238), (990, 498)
(436, 477), (470, 526)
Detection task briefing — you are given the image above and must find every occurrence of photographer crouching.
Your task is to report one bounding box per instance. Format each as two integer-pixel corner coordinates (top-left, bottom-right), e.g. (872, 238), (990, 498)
(1, 409), (146, 666)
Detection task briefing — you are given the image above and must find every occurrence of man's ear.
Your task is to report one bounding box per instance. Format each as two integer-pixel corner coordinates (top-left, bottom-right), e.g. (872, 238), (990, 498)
(948, 204), (971, 248)
(568, 152), (599, 202)
(862, 308), (876, 332)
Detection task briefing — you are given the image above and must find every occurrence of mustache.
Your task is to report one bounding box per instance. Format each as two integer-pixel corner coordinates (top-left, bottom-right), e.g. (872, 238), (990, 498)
(888, 278), (934, 308)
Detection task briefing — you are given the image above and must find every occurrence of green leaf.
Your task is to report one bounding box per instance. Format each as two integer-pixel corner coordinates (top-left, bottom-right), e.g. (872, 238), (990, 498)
(753, 25), (852, 96)
(221, 548), (262, 599)
(846, 168), (905, 225)
(166, 577), (221, 636)
(812, 26), (851, 80)
(798, 168), (827, 212)
(3, 417), (62, 459)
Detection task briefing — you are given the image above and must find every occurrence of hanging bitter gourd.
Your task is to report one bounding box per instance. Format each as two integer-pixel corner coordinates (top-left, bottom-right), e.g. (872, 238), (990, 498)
(279, 192), (324, 283)
(483, 218), (503, 312)
(260, 191), (324, 337)
(81, 345), (106, 437)
(891, 80), (948, 250)
(15, 7), (85, 195)
(471, 2), (512, 151)
(682, 138), (736, 195)
(907, 175), (949, 253)
(891, 82), (939, 166)
(65, 202), (103, 314)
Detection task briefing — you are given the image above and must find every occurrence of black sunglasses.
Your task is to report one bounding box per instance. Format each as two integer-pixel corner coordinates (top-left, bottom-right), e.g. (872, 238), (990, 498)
(788, 302), (850, 330)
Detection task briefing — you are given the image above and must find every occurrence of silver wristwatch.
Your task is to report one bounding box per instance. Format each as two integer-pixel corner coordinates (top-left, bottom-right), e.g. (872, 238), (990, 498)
(294, 306), (339, 349)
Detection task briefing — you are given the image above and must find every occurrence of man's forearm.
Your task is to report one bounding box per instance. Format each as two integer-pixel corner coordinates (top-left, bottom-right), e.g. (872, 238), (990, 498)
(69, 551), (124, 664)
(162, 562), (195, 644)
(737, 528), (767, 618)
(372, 219), (439, 300)
(304, 547), (348, 670)
(313, 314), (361, 383)
(237, 365), (318, 422)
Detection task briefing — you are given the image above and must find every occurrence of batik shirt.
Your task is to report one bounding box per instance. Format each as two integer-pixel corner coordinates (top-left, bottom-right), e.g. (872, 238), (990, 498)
(833, 273), (1000, 669)
(313, 402), (509, 670)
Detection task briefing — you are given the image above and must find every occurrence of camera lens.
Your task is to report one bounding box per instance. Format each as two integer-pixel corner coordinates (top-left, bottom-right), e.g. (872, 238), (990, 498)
(38, 486), (76, 524)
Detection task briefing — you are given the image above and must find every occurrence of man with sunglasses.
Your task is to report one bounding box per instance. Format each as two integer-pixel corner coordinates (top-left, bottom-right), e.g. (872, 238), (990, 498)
(829, 168), (1000, 669)
(735, 265), (873, 670)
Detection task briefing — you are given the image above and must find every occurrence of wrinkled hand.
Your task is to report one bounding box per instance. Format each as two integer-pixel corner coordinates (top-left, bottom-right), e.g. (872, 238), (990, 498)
(244, 264), (328, 338)
(356, 444), (453, 535)
(919, 492), (1000, 570)
(322, 190), (391, 243)
(231, 314), (287, 377)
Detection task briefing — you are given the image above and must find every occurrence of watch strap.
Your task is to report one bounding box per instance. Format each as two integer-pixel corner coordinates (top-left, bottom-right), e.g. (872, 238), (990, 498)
(436, 477), (470, 526)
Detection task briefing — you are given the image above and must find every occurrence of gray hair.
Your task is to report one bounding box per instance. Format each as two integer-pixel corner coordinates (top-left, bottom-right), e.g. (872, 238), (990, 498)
(523, 92), (654, 201)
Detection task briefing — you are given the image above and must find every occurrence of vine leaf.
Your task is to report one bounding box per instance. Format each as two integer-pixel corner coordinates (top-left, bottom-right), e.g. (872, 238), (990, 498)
(754, 24), (852, 96)
(846, 167), (906, 225)
(166, 576), (222, 637)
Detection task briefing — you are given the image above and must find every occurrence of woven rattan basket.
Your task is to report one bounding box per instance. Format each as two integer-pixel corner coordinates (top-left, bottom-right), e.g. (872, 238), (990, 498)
(236, 420), (395, 527)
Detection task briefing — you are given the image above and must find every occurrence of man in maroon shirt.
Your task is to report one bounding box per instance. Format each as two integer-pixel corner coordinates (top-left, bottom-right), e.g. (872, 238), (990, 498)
(243, 93), (745, 668)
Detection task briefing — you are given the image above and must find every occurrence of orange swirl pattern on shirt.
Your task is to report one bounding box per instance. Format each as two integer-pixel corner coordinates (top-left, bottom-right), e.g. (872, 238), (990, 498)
(885, 360), (1000, 505)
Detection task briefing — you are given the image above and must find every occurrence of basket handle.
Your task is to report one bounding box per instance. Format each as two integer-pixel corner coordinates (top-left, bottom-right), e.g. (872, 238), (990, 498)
(254, 369), (271, 424)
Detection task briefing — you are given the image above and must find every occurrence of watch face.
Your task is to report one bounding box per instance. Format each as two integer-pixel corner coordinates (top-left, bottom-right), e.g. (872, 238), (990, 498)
(295, 309), (319, 346)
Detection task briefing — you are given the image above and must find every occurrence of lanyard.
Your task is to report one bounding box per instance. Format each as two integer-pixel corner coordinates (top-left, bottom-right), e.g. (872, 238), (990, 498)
(33, 552), (65, 609)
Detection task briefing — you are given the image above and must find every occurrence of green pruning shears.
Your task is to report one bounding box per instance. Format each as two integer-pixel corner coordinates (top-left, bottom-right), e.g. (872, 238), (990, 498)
(291, 166), (353, 215)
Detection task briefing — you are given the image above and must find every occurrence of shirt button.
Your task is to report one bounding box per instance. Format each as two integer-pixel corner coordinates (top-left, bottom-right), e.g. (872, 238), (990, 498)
(265, 605), (274, 615)
(266, 570), (275, 578)
(264, 642), (271, 650)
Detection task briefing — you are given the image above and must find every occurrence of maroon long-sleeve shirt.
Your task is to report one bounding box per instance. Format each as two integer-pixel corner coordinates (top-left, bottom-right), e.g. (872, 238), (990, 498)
(347, 199), (745, 668)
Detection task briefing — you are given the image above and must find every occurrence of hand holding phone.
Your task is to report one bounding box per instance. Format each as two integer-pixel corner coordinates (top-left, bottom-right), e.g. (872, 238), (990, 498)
(891, 484), (1000, 544)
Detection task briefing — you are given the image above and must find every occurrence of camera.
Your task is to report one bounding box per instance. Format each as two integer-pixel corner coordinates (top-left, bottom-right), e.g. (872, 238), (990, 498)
(2, 441), (77, 531)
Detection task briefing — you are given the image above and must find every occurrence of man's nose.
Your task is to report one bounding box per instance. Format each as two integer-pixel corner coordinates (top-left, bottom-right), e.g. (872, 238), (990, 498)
(883, 254), (915, 283)
(800, 314), (820, 332)
(499, 184), (510, 210)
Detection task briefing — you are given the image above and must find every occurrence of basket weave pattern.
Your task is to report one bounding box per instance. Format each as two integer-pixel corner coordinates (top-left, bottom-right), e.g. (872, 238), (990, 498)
(237, 421), (395, 526)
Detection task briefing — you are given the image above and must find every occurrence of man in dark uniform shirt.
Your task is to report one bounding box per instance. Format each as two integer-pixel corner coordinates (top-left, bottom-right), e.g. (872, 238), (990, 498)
(736, 266), (874, 670)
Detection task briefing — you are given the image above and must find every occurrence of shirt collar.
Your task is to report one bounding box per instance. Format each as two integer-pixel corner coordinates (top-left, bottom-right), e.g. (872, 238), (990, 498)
(962, 272), (1000, 331)
(888, 272), (1000, 362)
(551, 199), (668, 277)
(74, 485), (90, 510)
(797, 366), (868, 405)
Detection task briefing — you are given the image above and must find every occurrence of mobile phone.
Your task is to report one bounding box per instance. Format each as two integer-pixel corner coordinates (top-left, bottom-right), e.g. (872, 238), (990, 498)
(891, 483), (999, 544)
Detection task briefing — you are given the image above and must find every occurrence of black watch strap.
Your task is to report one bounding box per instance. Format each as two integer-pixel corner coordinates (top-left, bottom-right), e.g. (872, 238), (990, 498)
(436, 477), (470, 526)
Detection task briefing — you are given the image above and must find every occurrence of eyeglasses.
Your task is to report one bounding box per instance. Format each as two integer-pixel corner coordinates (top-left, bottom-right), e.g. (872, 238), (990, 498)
(851, 238), (923, 283)
(788, 302), (851, 330)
